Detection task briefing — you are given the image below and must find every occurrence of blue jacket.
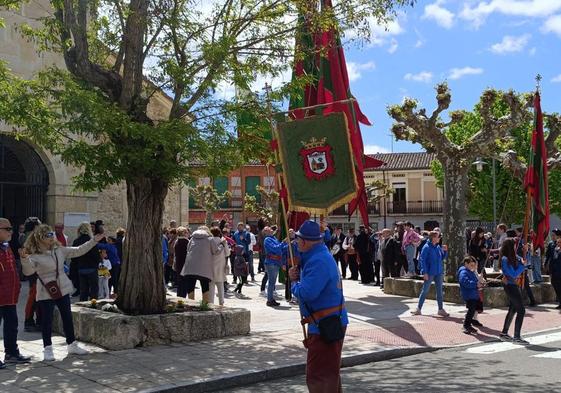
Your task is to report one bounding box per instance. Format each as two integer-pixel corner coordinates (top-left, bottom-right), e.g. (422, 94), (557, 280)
(419, 242), (447, 276)
(457, 266), (479, 301)
(233, 230), (251, 255)
(162, 235), (169, 264)
(501, 256), (525, 285)
(292, 243), (348, 335)
(96, 243), (121, 265)
(323, 229), (332, 245)
(263, 236), (288, 267)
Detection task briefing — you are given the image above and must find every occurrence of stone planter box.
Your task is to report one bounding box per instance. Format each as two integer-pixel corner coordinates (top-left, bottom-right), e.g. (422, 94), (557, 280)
(383, 277), (557, 308)
(53, 300), (251, 350)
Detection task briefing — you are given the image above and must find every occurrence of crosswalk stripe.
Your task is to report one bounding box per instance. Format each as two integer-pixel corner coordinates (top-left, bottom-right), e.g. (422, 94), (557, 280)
(531, 350), (561, 359)
(465, 332), (561, 354)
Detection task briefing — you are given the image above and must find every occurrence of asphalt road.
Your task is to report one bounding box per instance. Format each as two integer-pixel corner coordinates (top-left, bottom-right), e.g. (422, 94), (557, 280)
(223, 328), (561, 393)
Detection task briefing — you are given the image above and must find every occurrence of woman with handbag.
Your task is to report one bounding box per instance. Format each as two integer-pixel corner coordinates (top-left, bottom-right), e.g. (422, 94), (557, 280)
(20, 224), (103, 361)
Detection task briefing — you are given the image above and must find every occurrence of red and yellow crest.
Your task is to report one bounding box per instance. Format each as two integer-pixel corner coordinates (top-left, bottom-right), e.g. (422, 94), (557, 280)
(299, 137), (335, 180)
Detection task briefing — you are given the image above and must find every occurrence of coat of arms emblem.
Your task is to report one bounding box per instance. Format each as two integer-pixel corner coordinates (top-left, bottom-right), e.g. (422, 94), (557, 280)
(299, 137), (335, 180)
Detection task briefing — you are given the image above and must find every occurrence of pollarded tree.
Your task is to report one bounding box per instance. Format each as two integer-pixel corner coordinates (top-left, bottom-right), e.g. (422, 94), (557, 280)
(388, 83), (530, 274)
(0, 0), (414, 314)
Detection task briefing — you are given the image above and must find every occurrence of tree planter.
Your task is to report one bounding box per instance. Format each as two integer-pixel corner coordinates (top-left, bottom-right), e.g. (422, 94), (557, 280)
(383, 278), (557, 308)
(53, 299), (250, 350)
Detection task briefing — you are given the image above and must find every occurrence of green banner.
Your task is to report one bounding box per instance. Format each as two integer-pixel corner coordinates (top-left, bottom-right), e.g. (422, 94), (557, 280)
(276, 112), (358, 214)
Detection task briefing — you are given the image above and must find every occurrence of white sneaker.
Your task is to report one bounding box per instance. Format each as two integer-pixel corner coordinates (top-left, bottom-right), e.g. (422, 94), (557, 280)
(273, 291), (282, 299)
(411, 308), (422, 316)
(67, 341), (88, 355)
(259, 290), (267, 297)
(438, 309), (450, 317)
(43, 345), (55, 361)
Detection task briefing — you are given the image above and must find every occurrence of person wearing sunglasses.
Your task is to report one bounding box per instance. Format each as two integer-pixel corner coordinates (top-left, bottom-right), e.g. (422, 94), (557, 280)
(0, 218), (31, 368)
(19, 224), (104, 361)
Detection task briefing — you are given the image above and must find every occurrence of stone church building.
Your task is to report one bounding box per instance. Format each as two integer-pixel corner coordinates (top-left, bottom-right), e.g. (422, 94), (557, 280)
(0, 1), (188, 235)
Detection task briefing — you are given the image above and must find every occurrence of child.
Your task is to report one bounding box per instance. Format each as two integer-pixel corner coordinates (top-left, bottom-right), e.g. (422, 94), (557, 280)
(458, 256), (483, 334)
(233, 245), (248, 295)
(98, 249), (112, 299)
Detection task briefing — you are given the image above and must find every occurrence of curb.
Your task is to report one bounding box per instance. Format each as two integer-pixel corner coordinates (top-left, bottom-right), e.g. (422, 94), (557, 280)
(139, 346), (439, 393)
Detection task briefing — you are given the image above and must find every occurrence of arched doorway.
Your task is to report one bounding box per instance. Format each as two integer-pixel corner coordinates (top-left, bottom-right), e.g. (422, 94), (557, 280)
(0, 135), (49, 227)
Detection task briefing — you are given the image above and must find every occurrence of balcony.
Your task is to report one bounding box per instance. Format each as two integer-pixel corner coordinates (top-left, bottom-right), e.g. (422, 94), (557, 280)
(386, 200), (443, 215)
(330, 202), (381, 216)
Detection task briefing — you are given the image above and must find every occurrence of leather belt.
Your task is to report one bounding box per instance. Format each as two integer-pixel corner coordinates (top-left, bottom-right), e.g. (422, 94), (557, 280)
(301, 304), (345, 325)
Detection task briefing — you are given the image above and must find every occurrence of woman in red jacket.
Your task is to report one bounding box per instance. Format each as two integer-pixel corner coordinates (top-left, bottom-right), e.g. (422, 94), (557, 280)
(0, 218), (31, 368)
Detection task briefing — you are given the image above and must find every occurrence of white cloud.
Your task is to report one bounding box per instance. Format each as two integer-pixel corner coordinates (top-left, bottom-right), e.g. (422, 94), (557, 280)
(404, 71), (433, 83)
(543, 14), (561, 37)
(347, 61), (376, 82)
(364, 144), (390, 154)
(529, 47), (537, 55)
(415, 39), (425, 48)
(552, 74), (561, 83)
(490, 34), (531, 53)
(388, 39), (399, 54)
(423, 1), (455, 29)
(448, 67), (484, 80)
(460, 0), (561, 28)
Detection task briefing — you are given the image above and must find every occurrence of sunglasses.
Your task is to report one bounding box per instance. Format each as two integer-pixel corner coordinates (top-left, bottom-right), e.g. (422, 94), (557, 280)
(0, 227), (13, 232)
(45, 232), (56, 238)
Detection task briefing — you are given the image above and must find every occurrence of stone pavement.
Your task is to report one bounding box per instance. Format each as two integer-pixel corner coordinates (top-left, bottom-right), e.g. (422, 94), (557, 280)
(1, 270), (561, 393)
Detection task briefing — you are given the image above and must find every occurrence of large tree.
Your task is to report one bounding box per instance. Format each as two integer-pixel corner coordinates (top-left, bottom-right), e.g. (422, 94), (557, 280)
(388, 84), (529, 274)
(0, 0), (414, 314)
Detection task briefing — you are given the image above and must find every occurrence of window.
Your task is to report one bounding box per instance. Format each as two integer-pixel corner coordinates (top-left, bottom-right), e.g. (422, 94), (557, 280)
(214, 176), (228, 208)
(245, 176), (261, 203)
(187, 179), (198, 209)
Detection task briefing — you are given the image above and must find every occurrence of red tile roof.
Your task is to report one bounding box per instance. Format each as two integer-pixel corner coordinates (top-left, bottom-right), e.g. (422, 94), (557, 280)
(367, 152), (437, 171)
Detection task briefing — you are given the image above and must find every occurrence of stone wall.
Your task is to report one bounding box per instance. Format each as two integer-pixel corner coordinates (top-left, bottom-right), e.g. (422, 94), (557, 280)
(0, 2), (183, 234)
(54, 303), (251, 350)
(383, 277), (557, 308)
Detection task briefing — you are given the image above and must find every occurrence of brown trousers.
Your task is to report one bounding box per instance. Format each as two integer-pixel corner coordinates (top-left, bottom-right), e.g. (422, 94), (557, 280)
(306, 332), (345, 393)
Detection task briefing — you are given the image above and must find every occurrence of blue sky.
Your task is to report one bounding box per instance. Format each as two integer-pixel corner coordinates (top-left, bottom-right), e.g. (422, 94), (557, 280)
(342, 0), (561, 154)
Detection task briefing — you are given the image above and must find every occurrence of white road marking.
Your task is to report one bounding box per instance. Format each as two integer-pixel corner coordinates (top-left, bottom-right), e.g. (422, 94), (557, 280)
(531, 350), (561, 359)
(465, 332), (561, 354)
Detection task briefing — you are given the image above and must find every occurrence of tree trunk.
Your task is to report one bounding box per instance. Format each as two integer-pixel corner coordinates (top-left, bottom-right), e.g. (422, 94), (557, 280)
(205, 211), (212, 227)
(116, 176), (168, 314)
(442, 158), (469, 277)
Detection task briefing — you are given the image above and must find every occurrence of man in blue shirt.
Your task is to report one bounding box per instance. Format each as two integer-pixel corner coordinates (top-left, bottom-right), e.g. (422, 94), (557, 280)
(263, 227), (288, 307)
(289, 220), (348, 393)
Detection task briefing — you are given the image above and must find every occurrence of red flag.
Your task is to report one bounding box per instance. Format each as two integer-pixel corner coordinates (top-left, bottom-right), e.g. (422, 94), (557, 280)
(286, 0), (384, 228)
(523, 92), (549, 250)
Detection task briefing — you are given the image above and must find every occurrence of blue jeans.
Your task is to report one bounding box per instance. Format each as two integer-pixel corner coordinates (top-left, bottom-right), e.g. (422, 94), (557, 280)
(531, 256), (543, 282)
(405, 244), (416, 274)
(418, 274), (444, 310)
(265, 263), (279, 302)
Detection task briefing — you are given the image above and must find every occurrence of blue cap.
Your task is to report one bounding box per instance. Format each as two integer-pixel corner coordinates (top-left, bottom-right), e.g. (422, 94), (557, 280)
(295, 220), (323, 241)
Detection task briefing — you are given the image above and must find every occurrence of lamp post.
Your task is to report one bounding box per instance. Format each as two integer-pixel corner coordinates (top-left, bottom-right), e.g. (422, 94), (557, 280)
(473, 158), (497, 229)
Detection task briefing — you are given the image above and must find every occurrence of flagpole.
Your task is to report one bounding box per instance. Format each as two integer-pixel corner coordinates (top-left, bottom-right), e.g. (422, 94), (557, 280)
(277, 97), (358, 117)
(522, 75), (543, 285)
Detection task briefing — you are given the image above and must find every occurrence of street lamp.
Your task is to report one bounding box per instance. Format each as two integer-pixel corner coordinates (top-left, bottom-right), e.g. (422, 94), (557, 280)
(472, 157), (497, 228)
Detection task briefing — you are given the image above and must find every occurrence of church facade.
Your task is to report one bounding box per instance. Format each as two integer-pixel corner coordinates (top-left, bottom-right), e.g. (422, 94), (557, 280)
(0, 1), (188, 235)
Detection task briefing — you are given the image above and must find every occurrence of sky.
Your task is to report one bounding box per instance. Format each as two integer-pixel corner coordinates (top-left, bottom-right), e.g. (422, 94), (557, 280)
(340, 0), (561, 154)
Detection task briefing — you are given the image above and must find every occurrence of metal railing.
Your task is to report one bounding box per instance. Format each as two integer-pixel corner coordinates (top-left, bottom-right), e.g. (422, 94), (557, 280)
(386, 200), (443, 215)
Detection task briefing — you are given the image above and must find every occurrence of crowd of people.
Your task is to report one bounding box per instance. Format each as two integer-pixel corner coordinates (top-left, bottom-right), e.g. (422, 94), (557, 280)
(1, 216), (108, 365)
(3, 211), (561, 388)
